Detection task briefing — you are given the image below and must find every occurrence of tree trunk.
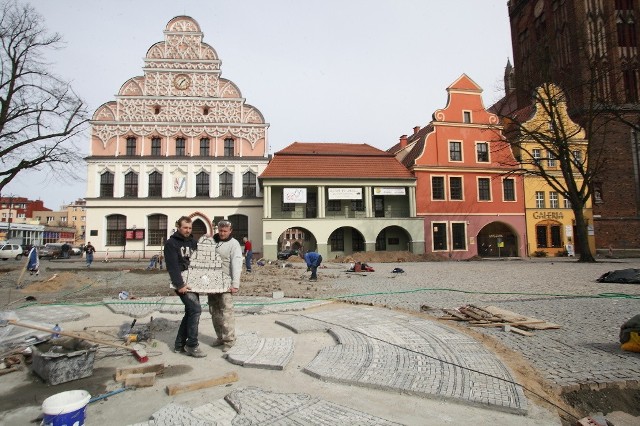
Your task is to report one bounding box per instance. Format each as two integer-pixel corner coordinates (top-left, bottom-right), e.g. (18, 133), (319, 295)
(573, 206), (595, 262)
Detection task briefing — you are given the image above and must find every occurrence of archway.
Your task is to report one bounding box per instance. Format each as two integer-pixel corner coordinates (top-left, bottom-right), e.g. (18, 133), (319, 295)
(375, 226), (412, 252)
(477, 222), (518, 257)
(191, 218), (207, 241)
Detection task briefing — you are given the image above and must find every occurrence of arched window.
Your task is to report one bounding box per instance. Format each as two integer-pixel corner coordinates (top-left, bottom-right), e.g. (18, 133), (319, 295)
(147, 214), (168, 246)
(219, 171), (233, 197)
(126, 137), (136, 156)
(176, 138), (186, 156)
(100, 172), (114, 198)
(243, 171), (256, 197)
(151, 137), (162, 156)
(196, 171), (209, 197)
(200, 138), (210, 156)
(148, 171), (162, 197)
(124, 172), (138, 198)
(106, 214), (126, 246)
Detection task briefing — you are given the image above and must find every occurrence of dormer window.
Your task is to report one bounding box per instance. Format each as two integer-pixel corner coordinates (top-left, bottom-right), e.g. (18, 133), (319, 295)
(463, 111), (471, 123)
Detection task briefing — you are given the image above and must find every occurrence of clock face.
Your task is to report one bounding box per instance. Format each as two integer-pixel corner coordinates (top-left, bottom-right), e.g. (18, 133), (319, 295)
(173, 74), (191, 90)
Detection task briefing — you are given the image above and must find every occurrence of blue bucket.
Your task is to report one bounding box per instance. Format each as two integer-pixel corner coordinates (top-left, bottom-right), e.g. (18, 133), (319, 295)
(41, 390), (91, 426)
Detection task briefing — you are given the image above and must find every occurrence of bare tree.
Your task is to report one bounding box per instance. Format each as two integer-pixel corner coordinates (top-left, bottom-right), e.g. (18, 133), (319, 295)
(0, 0), (88, 194)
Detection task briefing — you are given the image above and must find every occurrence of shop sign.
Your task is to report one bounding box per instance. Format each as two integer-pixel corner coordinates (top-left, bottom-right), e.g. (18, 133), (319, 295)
(374, 187), (406, 196)
(328, 187), (362, 200)
(532, 211), (564, 220)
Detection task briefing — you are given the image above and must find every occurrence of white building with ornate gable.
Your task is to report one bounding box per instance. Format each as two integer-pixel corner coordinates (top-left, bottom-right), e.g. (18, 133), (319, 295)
(85, 16), (269, 258)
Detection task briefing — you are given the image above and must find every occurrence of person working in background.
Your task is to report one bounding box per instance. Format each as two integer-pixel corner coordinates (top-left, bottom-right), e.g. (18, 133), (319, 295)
(304, 250), (323, 282)
(242, 236), (252, 272)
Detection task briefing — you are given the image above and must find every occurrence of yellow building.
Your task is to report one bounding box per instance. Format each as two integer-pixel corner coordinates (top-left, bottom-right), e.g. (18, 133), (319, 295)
(514, 84), (596, 257)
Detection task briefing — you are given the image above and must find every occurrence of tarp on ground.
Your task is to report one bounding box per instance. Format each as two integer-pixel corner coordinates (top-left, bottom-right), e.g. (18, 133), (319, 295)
(596, 268), (640, 284)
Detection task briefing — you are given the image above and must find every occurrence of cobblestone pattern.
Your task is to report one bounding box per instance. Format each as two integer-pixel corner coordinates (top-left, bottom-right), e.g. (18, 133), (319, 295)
(104, 297), (168, 318)
(224, 332), (294, 370)
(275, 316), (329, 333)
(301, 307), (528, 415)
(128, 387), (400, 426)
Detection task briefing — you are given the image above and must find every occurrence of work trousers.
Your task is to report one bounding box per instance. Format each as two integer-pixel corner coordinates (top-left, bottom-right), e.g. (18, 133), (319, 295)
(175, 291), (202, 348)
(207, 292), (235, 343)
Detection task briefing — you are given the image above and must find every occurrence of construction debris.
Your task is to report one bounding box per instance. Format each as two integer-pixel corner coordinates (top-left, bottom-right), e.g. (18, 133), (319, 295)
(440, 304), (560, 336)
(166, 371), (238, 396)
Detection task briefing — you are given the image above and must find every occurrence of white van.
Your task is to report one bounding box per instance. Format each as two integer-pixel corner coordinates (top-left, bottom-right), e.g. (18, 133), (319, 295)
(0, 243), (23, 260)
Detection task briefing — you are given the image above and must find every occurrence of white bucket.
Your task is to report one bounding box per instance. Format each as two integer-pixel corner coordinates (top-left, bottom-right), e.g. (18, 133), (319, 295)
(41, 390), (91, 426)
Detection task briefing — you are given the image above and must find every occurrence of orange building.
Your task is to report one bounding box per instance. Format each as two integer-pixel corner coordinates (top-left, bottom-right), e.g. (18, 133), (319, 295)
(391, 75), (526, 259)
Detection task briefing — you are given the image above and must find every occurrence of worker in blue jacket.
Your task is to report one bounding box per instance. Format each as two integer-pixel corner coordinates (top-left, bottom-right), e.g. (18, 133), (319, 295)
(304, 251), (323, 282)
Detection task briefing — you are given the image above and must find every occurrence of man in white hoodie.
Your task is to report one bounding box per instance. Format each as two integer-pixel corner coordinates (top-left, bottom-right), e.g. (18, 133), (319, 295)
(207, 220), (243, 352)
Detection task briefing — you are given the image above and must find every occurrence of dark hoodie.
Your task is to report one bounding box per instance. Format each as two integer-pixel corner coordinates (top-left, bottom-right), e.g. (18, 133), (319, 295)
(164, 231), (197, 289)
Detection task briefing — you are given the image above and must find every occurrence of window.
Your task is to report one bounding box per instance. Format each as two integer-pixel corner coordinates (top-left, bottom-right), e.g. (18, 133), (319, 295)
(219, 171), (233, 197)
(478, 178), (491, 201)
(452, 223), (467, 250)
(531, 148), (541, 166)
(243, 171), (257, 197)
(228, 214), (248, 244)
(537, 222), (563, 248)
(106, 214), (126, 246)
(476, 142), (489, 162)
(449, 141), (462, 161)
(550, 225), (562, 247)
(147, 214), (167, 245)
(593, 182), (603, 203)
(200, 138), (210, 156)
(463, 111), (471, 123)
(151, 137), (161, 156)
(547, 150), (556, 167)
(535, 191), (545, 208)
(623, 69), (639, 102)
(100, 172), (114, 198)
(124, 172), (138, 198)
(449, 177), (463, 200)
(351, 200), (365, 211)
(328, 200), (341, 212)
(564, 196), (572, 208)
(549, 191), (559, 208)
(432, 176), (445, 200)
(196, 172), (209, 197)
(503, 178), (515, 201)
(572, 149), (583, 165)
(148, 171), (162, 197)
(432, 222), (447, 251)
(281, 197), (295, 212)
(176, 138), (186, 156)
(126, 137), (136, 156)
(72, 216), (77, 221)
(46, 216), (54, 222)
(353, 231), (365, 252)
(536, 225), (548, 248)
(329, 229), (344, 251)
(224, 138), (234, 156)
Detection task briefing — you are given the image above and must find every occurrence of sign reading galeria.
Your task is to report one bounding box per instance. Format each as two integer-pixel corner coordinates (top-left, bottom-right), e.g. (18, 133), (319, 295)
(328, 188), (362, 200)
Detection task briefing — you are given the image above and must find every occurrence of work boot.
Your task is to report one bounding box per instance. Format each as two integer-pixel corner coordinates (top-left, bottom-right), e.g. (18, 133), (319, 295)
(221, 342), (235, 352)
(211, 338), (224, 347)
(185, 345), (207, 358)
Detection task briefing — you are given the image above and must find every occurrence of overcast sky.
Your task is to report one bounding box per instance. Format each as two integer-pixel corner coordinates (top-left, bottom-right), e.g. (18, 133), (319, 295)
(5, 0), (513, 209)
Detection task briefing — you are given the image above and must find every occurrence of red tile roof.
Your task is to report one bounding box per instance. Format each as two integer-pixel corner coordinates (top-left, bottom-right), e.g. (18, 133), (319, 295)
(260, 142), (414, 179)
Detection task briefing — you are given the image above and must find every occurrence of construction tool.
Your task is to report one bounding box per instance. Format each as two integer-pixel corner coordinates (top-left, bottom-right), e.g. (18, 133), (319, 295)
(0, 320), (148, 363)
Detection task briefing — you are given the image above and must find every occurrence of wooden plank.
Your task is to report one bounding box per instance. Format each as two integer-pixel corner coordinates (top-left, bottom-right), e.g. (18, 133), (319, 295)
(124, 372), (156, 387)
(442, 309), (469, 321)
(458, 307), (486, 321)
(483, 305), (561, 330)
(115, 363), (165, 382)
(166, 371), (238, 396)
(470, 321), (546, 328)
(508, 327), (534, 337)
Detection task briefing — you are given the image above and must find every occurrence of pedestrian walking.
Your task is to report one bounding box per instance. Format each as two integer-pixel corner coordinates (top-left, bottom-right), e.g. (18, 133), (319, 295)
(208, 220), (243, 352)
(242, 236), (252, 272)
(164, 216), (205, 358)
(84, 242), (95, 267)
(304, 251), (323, 281)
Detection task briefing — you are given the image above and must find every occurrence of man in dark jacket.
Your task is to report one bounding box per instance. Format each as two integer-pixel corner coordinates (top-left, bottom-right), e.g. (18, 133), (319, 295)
(164, 216), (205, 357)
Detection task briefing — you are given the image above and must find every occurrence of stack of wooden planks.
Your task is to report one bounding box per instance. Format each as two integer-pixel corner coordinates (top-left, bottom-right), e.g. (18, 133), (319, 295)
(440, 304), (561, 336)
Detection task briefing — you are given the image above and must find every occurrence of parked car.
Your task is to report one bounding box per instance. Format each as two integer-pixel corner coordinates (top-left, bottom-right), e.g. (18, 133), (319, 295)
(0, 243), (23, 260)
(277, 249), (299, 260)
(37, 244), (62, 259)
(70, 246), (82, 255)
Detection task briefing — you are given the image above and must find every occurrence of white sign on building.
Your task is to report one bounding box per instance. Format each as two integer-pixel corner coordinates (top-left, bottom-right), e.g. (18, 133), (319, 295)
(328, 188), (362, 200)
(283, 188), (307, 203)
(374, 187), (406, 196)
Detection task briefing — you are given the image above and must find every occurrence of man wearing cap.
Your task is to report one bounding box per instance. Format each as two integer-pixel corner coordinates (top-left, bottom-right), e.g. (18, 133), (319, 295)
(208, 220), (243, 352)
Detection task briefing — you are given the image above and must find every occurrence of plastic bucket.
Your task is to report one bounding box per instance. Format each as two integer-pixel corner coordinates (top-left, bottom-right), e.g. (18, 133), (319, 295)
(41, 390), (91, 426)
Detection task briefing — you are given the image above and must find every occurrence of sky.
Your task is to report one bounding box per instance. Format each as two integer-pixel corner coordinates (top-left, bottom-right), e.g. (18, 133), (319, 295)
(5, 0), (513, 210)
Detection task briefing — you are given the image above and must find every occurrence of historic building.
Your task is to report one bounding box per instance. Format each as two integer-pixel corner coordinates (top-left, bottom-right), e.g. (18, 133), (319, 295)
(85, 16), (269, 258)
(390, 75), (526, 260)
(259, 142), (425, 260)
(512, 84), (596, 257)
(507, 0), (640, 252)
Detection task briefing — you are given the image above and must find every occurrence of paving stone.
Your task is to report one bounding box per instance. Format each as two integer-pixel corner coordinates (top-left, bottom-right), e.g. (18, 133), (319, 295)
(224, 332), (294, 370)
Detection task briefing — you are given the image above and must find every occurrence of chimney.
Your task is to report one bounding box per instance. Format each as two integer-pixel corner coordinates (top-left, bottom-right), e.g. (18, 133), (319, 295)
(399, 135), (408, 148)
(413, 126), (420, 135)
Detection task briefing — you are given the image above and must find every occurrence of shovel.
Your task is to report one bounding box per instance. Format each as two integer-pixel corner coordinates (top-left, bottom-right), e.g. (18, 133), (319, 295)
(0, 319), (148, 363)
